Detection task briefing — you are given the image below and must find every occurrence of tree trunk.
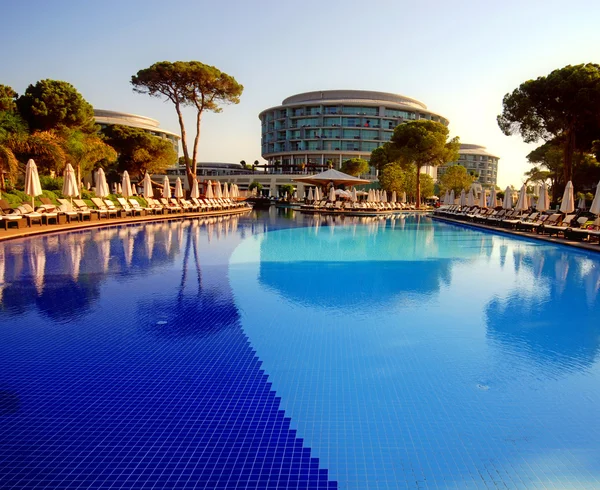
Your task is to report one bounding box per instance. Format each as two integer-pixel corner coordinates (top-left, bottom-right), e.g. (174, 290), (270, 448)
(173, 101), (192, 188)
(563, 125), (576, 184)
(190, 111), (202, 189)
(415, 164), (422, 209)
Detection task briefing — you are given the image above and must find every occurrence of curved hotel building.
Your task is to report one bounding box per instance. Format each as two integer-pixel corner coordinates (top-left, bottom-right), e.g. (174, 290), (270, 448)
(438, 144), (500, 187)
(94, 109), (180, 155)
(259, 90), (449, 173)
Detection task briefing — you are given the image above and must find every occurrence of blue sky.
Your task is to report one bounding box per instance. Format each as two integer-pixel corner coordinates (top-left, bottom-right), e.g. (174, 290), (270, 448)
(2, 0), (599, 187)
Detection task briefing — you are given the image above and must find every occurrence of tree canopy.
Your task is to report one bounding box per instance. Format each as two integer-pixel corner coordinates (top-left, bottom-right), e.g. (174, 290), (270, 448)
(498, 63), (600, 183)
(131, 61), (243, 186)
(438, 165), (474, 195)
(16, 79), (96, 133)
(0, 85), (17, 112)
(101, 125), (177, 178)
(341, 158), (370, 176)
(379, 164), (434, 201)
(389, 120), (459, 207)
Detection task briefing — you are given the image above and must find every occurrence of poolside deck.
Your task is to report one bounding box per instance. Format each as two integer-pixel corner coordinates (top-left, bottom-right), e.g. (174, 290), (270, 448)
(0, 206), (251, 242)
(432, 214), (600, 253)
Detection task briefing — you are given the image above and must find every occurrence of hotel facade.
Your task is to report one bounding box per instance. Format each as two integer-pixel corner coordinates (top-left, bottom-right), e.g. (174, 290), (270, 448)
(259, 90), (449, 176)
(438, 144), (500, 187)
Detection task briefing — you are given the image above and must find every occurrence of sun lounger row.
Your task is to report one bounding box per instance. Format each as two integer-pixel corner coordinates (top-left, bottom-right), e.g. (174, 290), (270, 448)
(301, 200), (414, 212)
(434, 205), (600, 243)
(0, 196), (249, 231)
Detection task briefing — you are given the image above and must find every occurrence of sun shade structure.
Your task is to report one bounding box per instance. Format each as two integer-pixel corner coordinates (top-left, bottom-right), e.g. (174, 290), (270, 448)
(293, 169), (370, 187)
(174, 178), (184, 199)
(122, 171), (132, 199)
(162, 176), (171, 199)
(590, 182), (600, 215)
(24, 159), (42, 208)
(502, 186), (513, 210)
(205, 181), (214, 199)
(489, 188), (497, 208)
(143, 173), (153, 199)
(190, 178), (200, 199)
(307, 188), (314, 201)
(536, 183), (549, 212)
(560, 181), (574, 214)
(515, 184), (528, 211)
(479, 189), (487, 208)
(95, 168), (110, 198)
(62, 164), (79, 202)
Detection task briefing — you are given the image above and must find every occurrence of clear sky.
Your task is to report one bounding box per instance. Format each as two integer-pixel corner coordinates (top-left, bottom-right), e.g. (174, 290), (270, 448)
(2, 0), (599, 187)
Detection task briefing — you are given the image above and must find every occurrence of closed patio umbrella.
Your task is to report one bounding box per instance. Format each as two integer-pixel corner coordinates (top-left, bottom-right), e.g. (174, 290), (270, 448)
(307, 187), (314, 201)
(560, 181), (574, 214)
(401, 192), (407, 203)
(489, 188), (497, 208)
(442, 190), (449, 205)
(449, 190), (455, 204)
(391, 191), (397, 203)
(117, 183), (122, 194)
(95, 168), (110, 198)
(222, 183), (230, 199)
(143, 173), (153, 199)
(205, 180), (214, 199)
(122, 171), (132, 199)
(24, 159), (43, 208)
(479, 189), (487, 208)
(466, 189), (475, 207)
(328, 187), (336, 202)
(459, 189), (466, 207)
(162, 176), (171, 199)
(537, 183), (549, 212)
(577, 196), (586, 210)
(502, 186), (513, 210)
(174, 177), (184, 199)
(351, 188), (357, 202)
(62, 163), (79, 204)
(215, 182), (223, 199)
(589, 181), (600, 215)
(190, 177), (200, 199)
(515, 184), (528, 211)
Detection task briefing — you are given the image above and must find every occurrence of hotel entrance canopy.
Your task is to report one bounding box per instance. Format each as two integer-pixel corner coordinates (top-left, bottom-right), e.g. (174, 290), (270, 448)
(292, 169), (370, 187)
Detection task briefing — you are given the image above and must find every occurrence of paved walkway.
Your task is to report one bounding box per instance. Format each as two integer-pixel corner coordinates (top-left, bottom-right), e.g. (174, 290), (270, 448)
(0, 207), (252, 242)
(432, 214), (600, 254)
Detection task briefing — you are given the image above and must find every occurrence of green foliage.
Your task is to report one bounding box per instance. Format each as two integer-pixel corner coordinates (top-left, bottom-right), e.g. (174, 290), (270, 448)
(248, 181), (263, 192)
(62, 130), (117, 176)
(39, 175), (63, 191)
(498, 63), (600, 183)
(438, 165), (474, 195)
(0, 85), (18, 112)
(369, 143), (402, 171)
(341, 158), (370, 176)
(389, 120), (460, 207)
(131, 61), (243, 184)
(101, 124), (177, 178)
(379, 164), (434, 201)
(280, 184), (295, 199)
(16, 79), (96, 133)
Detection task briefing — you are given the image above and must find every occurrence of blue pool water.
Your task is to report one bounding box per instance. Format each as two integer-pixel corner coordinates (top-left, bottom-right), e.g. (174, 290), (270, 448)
(0, 211), (599, 489)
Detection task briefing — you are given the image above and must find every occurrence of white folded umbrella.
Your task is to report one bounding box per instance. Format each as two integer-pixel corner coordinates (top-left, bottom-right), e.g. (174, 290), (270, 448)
(162, 176), (171, 199)
(24, 159), (42, 208)
(502, 186), (513, 210)
(514, 184), (528, 211)
(537, 183), (549, 212)
(122, 171), (132, 198)
(95, 168), (110, 198)
(589, 181), (600, 214)
(190, 178), (200, 199)
(174, 177), (184, 199)
(560, 181), (574, 214)
(143, 173), (153, 199)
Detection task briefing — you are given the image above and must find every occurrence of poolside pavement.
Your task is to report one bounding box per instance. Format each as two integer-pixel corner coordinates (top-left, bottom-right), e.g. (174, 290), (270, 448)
(432, 214), (600, 253)
(0, 206), (252, 242)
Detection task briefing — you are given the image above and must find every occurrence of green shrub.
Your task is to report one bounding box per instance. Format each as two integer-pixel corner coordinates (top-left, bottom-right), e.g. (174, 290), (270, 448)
(39, 175), (64, 191)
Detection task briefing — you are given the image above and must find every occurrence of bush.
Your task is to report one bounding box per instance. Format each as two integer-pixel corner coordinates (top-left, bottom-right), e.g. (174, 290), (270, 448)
(39, 175), (63, 191)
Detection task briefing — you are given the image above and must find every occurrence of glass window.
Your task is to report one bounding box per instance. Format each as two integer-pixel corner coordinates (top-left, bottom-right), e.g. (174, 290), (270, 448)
(362, 130), (378, 139)
(324, 106), (339, 114)
(343, 129), (360, 139)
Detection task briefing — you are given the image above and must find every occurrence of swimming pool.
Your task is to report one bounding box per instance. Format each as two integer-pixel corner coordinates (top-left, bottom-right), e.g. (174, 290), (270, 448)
(1, 211), (599, 489)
